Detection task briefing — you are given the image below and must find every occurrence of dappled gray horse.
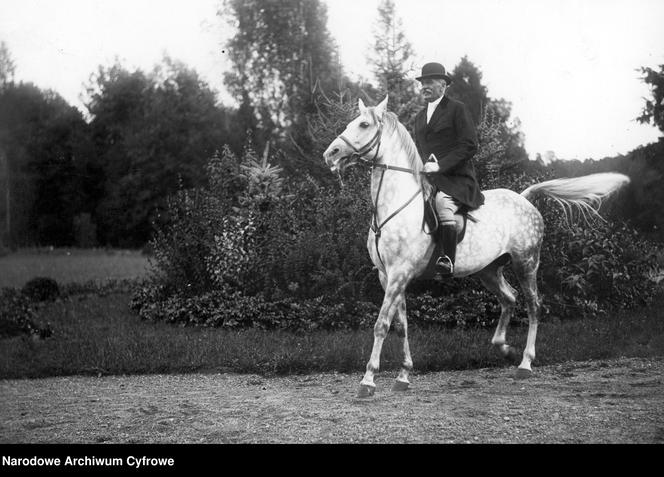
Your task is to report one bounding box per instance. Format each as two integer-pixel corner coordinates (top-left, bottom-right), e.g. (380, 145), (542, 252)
(323, 96), (629, 397)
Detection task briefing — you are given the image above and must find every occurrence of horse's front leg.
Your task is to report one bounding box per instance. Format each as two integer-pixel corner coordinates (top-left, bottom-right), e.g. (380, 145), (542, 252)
(359, 276), (407, 397)
(392, 297), (413, 391)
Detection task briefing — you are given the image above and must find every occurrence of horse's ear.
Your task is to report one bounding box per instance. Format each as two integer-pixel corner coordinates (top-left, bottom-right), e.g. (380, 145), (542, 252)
(358, 98), (367, 114)
(374, 95), (388, 119)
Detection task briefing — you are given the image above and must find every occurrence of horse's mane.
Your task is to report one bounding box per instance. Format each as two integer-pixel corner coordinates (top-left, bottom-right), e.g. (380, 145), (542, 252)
(380, 111), (433, 198)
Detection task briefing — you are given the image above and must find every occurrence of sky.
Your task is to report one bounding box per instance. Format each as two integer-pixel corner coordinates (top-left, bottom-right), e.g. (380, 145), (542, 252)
(0, 0), (662, 160)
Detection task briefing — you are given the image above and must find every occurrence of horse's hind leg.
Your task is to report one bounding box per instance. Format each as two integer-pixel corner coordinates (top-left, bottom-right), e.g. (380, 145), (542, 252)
(477, 262), (519, 362)
(512, 250), (542, 379)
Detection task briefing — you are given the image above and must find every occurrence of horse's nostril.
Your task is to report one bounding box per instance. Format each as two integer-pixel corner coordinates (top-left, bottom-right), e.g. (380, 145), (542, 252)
(332, 147), (339, 156)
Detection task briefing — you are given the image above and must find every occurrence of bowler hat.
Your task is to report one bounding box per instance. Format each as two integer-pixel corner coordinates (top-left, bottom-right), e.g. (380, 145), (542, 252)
(416, 62), (453, 84)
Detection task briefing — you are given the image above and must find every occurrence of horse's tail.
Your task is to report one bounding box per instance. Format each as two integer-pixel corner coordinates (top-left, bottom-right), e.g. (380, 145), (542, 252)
(520, 172), (630, 224)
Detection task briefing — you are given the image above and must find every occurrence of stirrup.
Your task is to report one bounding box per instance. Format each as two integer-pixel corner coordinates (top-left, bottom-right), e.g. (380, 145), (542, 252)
(434, 255), (454, 278)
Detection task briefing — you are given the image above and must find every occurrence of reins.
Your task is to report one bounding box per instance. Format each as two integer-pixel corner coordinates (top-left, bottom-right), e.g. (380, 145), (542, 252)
(336, 121), (425, 268)
(369, 168), (422, 267)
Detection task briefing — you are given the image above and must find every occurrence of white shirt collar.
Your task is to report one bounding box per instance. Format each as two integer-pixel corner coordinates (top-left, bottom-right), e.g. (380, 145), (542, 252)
(426, 95), (444, 123)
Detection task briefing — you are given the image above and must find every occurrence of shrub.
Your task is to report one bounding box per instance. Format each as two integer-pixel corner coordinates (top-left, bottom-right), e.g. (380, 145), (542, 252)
(205, 214), (258, 290)
(0, 288), (53, 339)
(540, 218), (661, 318)
(22, 277), (60, 302)
(130, 282), (378, 331)
(137, 145), (660, 331)
(146, 143), (287, 297)
(407, 288), (502, 329)
(249, 170), (378, 301)
(148, 187), (226, 296)
(134, 93), (660, 331)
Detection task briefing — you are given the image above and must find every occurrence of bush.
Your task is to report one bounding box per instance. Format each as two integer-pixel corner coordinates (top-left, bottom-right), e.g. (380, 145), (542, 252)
(0, 288), (53, 339)
(136, 144), (661, 331)
(130, 282), (378, 331)
(146, 144), (285, 297)
(540, 217), (661, 318)
(133, 94), (660, 331)
(148, 187), (226, 296)
(249, 170), (378, 301)
(475, 170), (662, 320)
(22, 277), (60, 302)
(205, 214), (258, 290)
(406, 288), (501, 329)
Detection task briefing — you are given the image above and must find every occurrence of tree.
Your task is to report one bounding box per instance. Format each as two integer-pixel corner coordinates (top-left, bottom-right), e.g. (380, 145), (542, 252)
(368, 0), (420, 126)
(27, 93), (94, 245)
(447, 56), (489, 126)
(446, 57), (528, 185)
(221, 0), (341, 147)
(485, 97), (528, 167)
(637, 64), (664, 135)
(0, 41), (15, 88)
(0, 41), (15, 249)
(0, 146), (8, 250)
(0, 82), (93, 246)
(86, 58), (236, 246)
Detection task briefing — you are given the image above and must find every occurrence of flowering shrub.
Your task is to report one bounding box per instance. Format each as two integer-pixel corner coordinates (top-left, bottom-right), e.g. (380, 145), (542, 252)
(148, 188), (225, 296)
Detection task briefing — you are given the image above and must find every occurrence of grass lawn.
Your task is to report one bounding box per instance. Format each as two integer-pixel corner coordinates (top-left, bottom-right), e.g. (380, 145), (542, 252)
(1, 248), (663, 379)
(0, 248), (151, 288)
(1, 290), (663, 379)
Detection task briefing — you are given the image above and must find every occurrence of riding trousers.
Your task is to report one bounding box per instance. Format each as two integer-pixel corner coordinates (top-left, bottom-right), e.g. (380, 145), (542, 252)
(435, 191), (458, 223)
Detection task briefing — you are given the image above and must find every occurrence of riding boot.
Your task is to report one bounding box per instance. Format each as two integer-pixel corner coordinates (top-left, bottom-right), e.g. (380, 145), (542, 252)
(434, 221), (457, 279)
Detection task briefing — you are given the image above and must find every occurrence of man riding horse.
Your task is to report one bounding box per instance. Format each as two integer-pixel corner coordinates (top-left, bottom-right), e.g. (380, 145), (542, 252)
(415, 62), (484, 278)
(323, 86), (629, 394)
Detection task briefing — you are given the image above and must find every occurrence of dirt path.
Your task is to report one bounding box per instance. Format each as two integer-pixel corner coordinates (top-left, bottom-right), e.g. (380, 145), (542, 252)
(1, 356), (662, 443)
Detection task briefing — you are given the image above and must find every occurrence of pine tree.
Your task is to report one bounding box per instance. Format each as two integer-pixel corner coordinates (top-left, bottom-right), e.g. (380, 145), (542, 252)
(369, 0), (420, 126)
(447, 56), (489, 126)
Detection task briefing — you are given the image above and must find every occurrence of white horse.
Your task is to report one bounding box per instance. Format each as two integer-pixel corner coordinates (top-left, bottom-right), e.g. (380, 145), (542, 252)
(323, 96), (630, 397)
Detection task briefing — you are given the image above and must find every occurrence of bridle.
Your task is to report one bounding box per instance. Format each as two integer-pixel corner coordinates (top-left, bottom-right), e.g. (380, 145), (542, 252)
(335, 118), (425, 267)
(337, 122), (383, 167)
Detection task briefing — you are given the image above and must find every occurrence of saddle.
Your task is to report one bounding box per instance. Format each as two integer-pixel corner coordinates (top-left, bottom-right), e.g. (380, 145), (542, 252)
(422, 194), (475, 241)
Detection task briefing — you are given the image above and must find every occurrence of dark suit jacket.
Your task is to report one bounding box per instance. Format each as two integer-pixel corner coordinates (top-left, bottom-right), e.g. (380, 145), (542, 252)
(414, 95), (484, 209)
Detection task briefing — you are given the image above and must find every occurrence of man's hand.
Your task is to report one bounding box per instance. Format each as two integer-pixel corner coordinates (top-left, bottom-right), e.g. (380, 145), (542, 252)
(423, 154), (440, 173)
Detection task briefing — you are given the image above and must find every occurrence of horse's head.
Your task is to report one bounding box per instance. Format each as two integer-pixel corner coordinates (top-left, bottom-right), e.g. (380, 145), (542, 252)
(323, 96), (388, 173)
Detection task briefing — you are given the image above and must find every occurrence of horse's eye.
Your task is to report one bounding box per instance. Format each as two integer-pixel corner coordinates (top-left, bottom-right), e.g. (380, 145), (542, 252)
(360, 121), (370, 128)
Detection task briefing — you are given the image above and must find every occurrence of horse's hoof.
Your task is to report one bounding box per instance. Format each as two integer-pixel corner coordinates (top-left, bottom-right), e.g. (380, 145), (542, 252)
(357, 384), (376, 398)
(392, 379), (410, 392)
(515, 368), (532, 380)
